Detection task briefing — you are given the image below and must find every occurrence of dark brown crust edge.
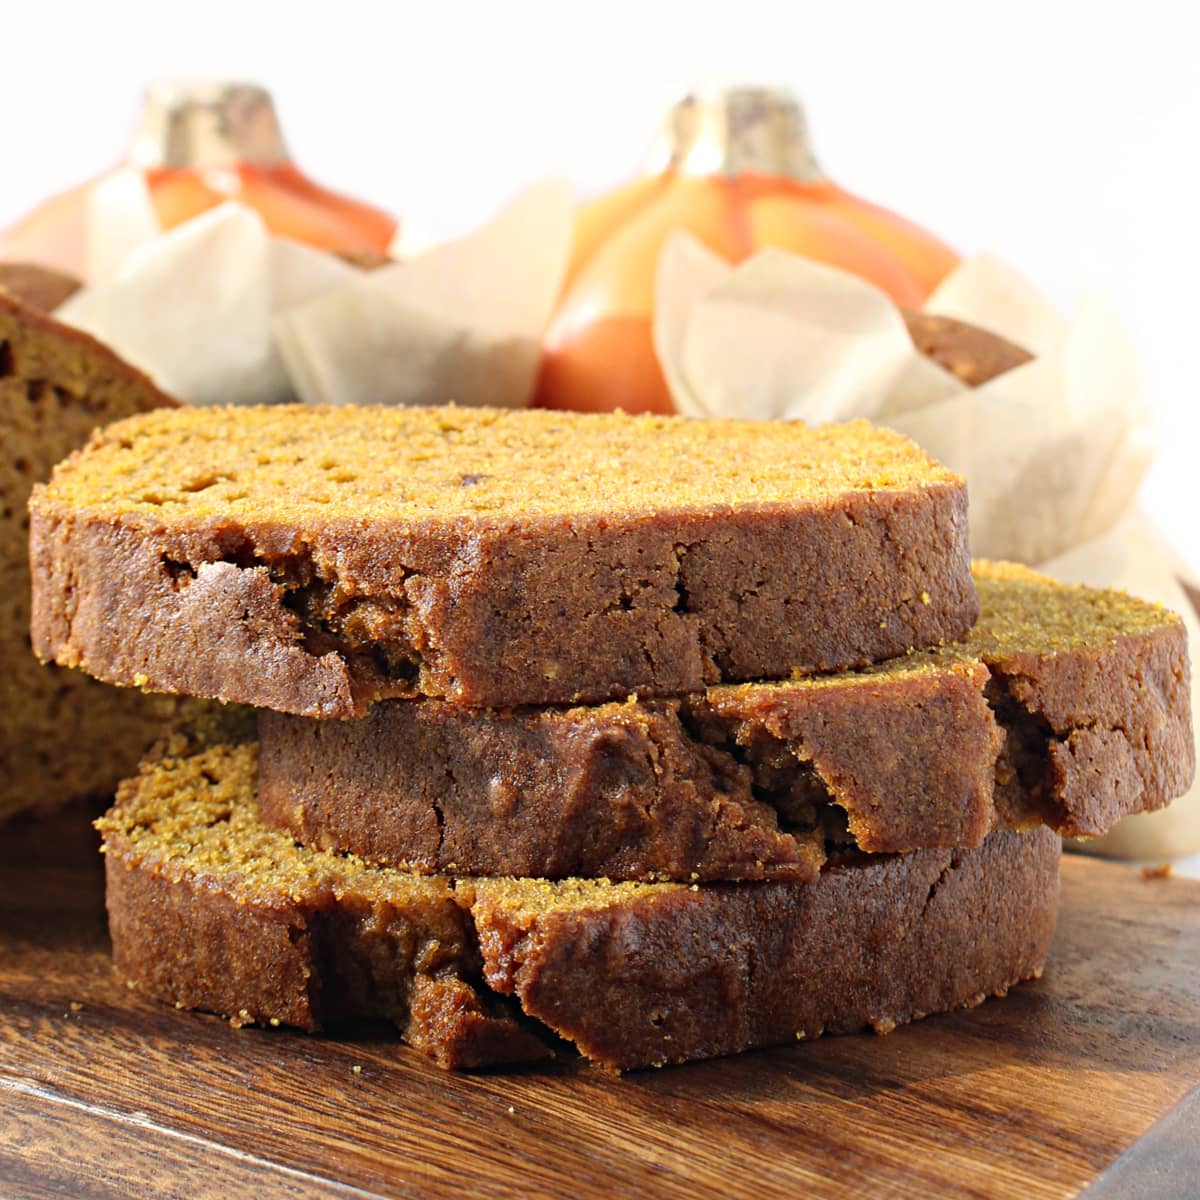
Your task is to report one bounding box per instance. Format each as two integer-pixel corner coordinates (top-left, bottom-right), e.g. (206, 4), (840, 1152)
(986, 621), (1194, 838)
(256, 664), (995, 882)
(901, 310), (1034, 387)
(31, 478), (977, 715)
(0, 292), (173, 404)
(103, 850), (549, 1071)
(255, 611), (1192, 881)
(0, 263), (82, 314)
(474, 827), (1061, 1071)
(104, 815), (1058, 1073)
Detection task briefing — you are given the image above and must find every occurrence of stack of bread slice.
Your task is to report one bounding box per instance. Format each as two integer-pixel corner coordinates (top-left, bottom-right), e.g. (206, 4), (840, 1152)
(29, 404), (1193, 1071)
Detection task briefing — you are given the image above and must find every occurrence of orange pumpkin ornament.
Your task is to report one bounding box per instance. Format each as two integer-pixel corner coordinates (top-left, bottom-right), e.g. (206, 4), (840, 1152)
(536, 87), (959, 415)
(0, 82), (397, 279)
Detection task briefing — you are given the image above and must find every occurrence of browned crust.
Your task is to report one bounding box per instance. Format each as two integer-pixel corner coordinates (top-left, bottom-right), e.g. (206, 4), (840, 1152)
(473, 827), (1060, 1071)
(30, 478), (977, 716)
(0, 292), (172, 401)
(256, 603), (1192, 880)
(986, 622), (1194, 837)
(259, 690), (832, 883)
(104, 845), (549, 1071)
(106, 852), (322, 1030)
(901, 310), (1034, 387)
(257, 663), (994, 882)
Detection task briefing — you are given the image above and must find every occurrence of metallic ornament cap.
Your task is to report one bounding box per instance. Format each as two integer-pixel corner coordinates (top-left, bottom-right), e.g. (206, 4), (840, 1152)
(129, 81), (291, 170)
(647, 85), (824, 181)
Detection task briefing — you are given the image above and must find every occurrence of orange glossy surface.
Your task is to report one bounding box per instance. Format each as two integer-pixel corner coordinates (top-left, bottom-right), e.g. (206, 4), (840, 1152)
(536, 170), (958, 415)
(537, 314), (673, 414)
(821, 183), (959, 296)
(536, 176), (746, 414)
(0, 164), (398, 281)
(564, 175), (666, 290)
(147, 164), (397, 253)
(748, 188), (926, 306)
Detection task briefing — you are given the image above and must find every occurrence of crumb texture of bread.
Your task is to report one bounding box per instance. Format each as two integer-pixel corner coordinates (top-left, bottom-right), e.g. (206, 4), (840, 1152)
(0, 293), (182, 821)
(30, 405), (978, 714)
(257, 561), (1193, 879)
(102, 741), (1059, 1071)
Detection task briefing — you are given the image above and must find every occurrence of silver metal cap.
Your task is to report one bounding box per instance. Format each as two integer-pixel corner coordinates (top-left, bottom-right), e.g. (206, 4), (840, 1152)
(646, 86), (823, 181)
(128, 81), (291, 170)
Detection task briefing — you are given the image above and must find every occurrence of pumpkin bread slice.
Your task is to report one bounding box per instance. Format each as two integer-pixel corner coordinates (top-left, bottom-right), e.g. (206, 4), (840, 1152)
(256, 561), (1192, 881)
(0, 291), (184, 821)
(100, 739), (1058, 1072)
(31, 405), (977, 715)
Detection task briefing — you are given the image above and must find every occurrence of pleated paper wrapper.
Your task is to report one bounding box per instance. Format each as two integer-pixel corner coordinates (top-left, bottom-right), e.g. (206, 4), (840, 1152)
(56, 172), (573, 411)
(655, 234), (1196, 860)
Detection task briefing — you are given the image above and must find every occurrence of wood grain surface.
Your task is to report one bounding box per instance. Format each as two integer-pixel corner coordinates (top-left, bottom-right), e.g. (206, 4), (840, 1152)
(1, 804), (1197, 1200)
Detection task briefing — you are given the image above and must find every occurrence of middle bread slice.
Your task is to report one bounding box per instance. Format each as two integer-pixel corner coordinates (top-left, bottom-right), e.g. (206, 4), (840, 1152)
(258, 561), (1194, 882)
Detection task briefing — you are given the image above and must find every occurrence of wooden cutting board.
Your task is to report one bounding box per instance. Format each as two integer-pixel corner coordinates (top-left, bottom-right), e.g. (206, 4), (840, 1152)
(0, 805), (1197, 1200)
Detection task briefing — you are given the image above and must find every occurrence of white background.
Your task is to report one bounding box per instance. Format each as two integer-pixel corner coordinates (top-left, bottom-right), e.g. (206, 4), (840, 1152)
(3, 0), (1197, 564)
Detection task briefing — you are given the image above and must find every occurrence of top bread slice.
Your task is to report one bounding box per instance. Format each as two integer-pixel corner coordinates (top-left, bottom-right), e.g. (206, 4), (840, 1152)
(0, 291), (183, 820)
(29, 405), (977, 715)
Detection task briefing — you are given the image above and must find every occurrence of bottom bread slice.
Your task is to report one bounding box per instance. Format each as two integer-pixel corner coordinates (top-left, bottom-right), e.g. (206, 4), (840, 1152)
(99, 741), (1061, 1072)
